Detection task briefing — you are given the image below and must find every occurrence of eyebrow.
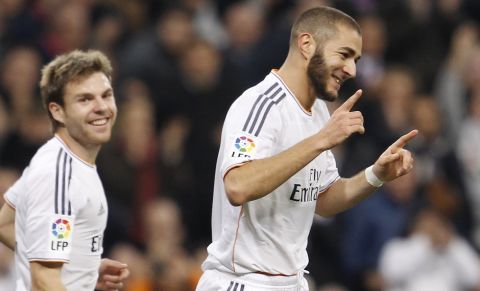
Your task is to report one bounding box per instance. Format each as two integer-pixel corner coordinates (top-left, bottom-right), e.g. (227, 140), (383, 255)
(73, 88), (113, 99)
(102, 88), (114, 95)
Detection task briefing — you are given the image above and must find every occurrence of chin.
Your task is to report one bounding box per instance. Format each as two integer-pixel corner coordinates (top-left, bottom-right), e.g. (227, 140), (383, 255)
(311, 76), (339, 102)
(317, 90), (338, 102)
(90, 132), (112, 145)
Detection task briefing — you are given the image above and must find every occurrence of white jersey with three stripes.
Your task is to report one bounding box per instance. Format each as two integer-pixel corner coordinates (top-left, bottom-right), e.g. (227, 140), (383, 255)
(202, 71), (340, 277)
(4, 136), (108, 291)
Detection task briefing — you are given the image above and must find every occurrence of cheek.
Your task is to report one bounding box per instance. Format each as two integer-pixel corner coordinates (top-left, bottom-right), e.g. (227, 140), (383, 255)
(111, 104), (118, 120)
(325, 59), (341, 71)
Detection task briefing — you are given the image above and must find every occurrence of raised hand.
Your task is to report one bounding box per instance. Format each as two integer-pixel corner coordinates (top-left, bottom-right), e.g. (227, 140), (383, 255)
(96, 258), (130, 291)
(319, 89), (364, 149)
(373, 130), (418, 182)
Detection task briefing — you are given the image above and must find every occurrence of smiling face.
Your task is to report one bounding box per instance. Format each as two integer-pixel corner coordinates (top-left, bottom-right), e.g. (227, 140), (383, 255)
(50, 72), (117, 154)
(307, 25), (362, 101)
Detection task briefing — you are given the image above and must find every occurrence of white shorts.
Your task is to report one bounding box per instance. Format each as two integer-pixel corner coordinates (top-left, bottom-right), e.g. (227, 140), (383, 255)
(195, 269), (309, 291)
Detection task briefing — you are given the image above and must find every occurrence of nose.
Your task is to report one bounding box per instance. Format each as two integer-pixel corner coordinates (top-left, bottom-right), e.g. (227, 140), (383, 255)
(343, 59), (357, 78)
(94, 96), (108, 112)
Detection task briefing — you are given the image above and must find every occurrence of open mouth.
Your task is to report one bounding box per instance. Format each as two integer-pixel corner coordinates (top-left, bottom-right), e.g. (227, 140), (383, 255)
(333, 76), (343, 85)
(90, 118), (108, 126)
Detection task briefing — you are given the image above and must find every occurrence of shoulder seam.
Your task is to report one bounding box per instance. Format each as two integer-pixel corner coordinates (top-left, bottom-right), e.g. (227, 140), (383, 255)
(241, 82), (287, 136)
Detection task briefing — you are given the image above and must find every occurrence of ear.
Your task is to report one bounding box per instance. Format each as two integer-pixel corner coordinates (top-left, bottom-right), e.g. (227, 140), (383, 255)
(297, 32), (316, 60)
(49, 102), (65, 125)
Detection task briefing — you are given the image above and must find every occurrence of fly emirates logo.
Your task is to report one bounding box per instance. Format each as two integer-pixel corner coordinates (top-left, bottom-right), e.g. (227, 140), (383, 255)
(289, 168), (321, 202)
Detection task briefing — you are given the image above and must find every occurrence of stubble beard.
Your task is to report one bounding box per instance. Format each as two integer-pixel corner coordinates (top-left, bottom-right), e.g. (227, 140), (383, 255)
(307, 50), (337, 102)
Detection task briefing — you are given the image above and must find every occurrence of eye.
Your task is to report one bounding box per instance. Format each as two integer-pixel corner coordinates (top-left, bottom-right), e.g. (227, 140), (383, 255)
(77, 95), (92, 103)
(102, 90), (114, 99)
(339, 52), (348, 60)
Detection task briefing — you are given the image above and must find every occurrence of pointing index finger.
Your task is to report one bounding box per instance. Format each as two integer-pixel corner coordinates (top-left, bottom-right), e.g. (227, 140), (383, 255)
(391, 129), (418, 150)
(338, 89), (362, 112)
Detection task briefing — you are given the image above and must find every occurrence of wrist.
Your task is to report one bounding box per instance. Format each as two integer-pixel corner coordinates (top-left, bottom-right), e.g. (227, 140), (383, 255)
(314, 132), (333, 152)
(365, 165), (384, 187)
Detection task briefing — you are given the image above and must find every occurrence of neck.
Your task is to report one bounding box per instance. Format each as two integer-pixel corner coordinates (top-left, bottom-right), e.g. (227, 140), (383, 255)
(55, 130), (99, 165)
(276, 52), (316, 112)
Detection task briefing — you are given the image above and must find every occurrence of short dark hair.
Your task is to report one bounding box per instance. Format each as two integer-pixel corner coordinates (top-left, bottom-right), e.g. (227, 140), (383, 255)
(290, 6), (361, 47)
(39, 50), (112, 130)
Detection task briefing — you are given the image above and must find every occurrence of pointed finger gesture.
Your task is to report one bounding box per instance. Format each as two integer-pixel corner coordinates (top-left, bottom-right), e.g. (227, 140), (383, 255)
(373, 129), (418, 182)
(318, 89), (365, 149)
(337, 89), (363, 112)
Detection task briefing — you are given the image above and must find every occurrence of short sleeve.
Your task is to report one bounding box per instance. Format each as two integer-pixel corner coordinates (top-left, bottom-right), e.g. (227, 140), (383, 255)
(220, 92), (283, 177)
(24, 158), (75, 262)
(318, 150), (340, 193)
(4, 178), (21, 208)
(3, 166), (31, 208)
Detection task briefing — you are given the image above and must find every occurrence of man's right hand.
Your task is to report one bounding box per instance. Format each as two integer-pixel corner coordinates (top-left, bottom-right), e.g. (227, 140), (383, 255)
(96, 258), (130, 291)
(318, 89), (364, 150)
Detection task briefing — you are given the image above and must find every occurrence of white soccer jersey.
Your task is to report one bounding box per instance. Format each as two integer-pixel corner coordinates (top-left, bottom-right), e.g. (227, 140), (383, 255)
(4, 136), (108, 291)
(203, 71), (340, 276)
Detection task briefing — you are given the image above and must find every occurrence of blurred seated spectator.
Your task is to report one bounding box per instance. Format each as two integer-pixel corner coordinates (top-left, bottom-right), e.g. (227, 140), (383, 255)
(380, 207), (480, 291)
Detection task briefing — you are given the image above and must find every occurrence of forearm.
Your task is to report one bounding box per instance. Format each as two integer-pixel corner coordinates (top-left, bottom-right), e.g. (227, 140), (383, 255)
(30, 261), (66, 291)
(0, 223), (15, 250)
(315, 170), (377, 217)
(0, 203), (15, 250)
(225, 133), (325, 205)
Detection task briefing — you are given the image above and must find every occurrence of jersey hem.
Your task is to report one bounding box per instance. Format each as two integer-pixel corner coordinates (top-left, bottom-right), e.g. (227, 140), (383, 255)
(222, 162), (250, 179)
(3, 196), (16, 209)
(28, 258), (69, 263)
(318, 175), (341, 194)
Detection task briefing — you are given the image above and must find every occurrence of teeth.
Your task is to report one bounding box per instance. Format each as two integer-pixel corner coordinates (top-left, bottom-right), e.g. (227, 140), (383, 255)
(91, 119), (107, 126)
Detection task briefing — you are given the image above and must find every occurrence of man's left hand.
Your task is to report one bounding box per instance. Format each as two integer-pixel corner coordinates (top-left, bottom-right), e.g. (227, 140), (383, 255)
(373, 130), (418, 182)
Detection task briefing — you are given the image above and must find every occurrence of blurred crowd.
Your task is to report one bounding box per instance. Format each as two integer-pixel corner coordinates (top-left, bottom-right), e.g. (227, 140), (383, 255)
(1, 0), (480, 290)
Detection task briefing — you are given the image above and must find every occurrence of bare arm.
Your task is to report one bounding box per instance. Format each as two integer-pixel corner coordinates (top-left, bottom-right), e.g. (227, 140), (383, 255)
(316, 174), (376, 217)
(0, 202), (15, 250)
(316, 130), (418, 217)
(30, 261), (67, 291)
(225, 134), (326, 205)
(225, 90), (365, 206)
